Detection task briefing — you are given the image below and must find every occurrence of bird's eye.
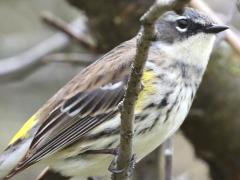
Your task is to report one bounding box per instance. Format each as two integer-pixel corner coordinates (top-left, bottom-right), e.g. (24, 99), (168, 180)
(176, 18), (188, 32)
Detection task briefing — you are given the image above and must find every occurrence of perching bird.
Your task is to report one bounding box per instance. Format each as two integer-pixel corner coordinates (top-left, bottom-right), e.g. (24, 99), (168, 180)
(0, 7), (228, 180)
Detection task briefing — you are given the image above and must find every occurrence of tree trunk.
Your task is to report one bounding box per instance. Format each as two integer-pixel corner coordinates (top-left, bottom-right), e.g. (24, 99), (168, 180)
(66, 0), (154, 52)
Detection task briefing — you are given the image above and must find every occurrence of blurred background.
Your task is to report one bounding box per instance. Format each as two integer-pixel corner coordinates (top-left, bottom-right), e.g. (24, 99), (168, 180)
(0, 0), (239, 179)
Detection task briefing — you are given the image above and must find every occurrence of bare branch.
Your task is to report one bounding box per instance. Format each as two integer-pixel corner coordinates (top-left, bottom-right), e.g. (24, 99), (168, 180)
(0, 17), (88, 82)
(112, 0), (190, 180)
(163, 138), (173, 180)
(42, 12), (96, 51)
(237, 0), (240, 12)
(42, 53), (98, 65)
(190, 0), (240, 56)
(213, 1), (236, 46)
(134, 147), (161, 180)
(225, 1), (237, 23)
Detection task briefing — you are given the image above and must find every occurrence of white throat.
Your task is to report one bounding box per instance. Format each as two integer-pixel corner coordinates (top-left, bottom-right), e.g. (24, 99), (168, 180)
(154, 33), (216, 69)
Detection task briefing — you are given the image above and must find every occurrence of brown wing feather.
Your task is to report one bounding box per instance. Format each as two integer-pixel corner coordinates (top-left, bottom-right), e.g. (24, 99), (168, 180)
(4, 38), (136, 179)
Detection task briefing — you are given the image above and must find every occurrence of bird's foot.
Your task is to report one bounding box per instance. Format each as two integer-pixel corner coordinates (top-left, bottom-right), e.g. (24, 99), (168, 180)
(84, 148), (136, 177)
(108, 152), (136, 177)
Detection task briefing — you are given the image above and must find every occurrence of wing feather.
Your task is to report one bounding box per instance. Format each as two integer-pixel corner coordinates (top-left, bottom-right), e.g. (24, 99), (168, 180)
(27, 112), (117, 163)
(31, 80), (126, 158)
(6, 79), (127, 179)
(4, 38), (136, 179)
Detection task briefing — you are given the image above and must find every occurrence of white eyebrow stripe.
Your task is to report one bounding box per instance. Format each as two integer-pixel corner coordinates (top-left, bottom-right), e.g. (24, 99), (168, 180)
(177, 16), (187, 20)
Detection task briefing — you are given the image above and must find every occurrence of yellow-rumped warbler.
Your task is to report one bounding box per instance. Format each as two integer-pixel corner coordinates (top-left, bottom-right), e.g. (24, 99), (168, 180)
(0, 7), (228, 180)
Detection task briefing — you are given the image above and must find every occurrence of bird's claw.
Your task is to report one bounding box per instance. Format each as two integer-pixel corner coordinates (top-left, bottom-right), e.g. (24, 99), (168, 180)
(108, 152), (137, 177)
(128, 153), (137, 176)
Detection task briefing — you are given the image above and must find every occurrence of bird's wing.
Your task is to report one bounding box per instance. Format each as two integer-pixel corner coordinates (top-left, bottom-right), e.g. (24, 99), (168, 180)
(26, 78), (127, 163)
(4, 39), (136, 179)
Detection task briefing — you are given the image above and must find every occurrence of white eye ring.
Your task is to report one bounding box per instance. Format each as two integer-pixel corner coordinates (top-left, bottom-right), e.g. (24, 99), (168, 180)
(176, 26), (188, 32)
(176, 17), (188, 33)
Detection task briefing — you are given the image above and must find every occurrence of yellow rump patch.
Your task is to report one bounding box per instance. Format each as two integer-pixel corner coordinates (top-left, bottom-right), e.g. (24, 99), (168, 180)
(136, 70), (156, 110)
(9, 114), (38, 145)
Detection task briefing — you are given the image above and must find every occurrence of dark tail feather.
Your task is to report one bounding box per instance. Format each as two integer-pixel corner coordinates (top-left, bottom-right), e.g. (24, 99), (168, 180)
(37, 167), (70, 180)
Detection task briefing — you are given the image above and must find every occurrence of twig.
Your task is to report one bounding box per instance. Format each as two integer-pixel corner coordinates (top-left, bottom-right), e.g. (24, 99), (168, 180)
(42, 53), (98, 65)
(237, 0), (240, 12)
(214, 0), (237, 46)
(41, 11), (96, 51)
(134, 147), (161, 180)
(112, 0), (190, 180)
(163, 138), (173, 180)
(0, 17), (88, 82)
(225, 1), (237, 24)
(160, 138), (173, 180)
(190, 0), (240, 56)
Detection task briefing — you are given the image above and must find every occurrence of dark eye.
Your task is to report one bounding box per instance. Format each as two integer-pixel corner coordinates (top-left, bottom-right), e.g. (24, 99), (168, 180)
(176, 18), (188, 32)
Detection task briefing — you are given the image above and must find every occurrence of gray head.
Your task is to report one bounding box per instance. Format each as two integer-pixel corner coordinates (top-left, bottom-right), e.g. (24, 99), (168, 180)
(150, 8), (228, 69)
(155, 7), (228, 44)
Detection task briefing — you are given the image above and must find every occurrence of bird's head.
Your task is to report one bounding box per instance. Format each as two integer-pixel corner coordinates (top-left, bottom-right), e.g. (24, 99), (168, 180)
(153, 7), (228, 67)
(155, 7), (228, 43)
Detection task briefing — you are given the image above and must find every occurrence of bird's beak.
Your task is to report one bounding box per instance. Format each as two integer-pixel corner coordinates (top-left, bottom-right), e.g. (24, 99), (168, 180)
(204, 24), (229, 34)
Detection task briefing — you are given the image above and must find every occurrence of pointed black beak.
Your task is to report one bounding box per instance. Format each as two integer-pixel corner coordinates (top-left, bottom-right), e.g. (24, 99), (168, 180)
(204, 24), (229, 34)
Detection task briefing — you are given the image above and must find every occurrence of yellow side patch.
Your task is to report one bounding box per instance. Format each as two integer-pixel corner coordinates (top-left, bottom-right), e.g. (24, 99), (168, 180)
(136, 70), (156, 111)
(9, 114), (38, 145)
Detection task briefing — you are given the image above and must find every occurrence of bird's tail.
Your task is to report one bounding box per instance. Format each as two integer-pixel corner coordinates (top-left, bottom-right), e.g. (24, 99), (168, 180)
(37, 167), (70, 180)
(0, 139), (32, 179)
